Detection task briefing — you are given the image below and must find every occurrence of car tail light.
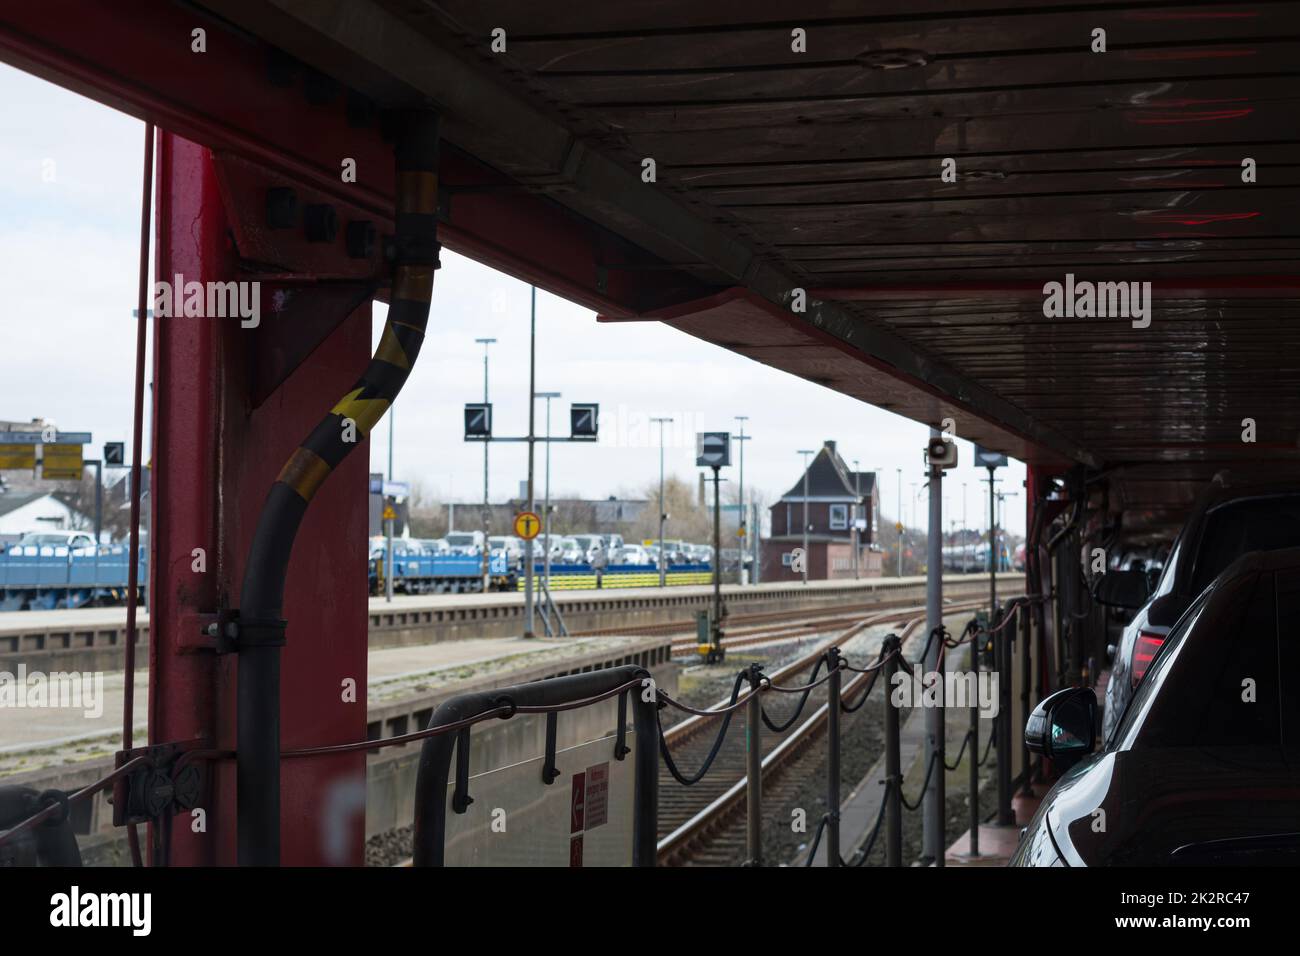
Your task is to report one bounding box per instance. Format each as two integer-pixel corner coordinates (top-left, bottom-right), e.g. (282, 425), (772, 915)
(1130, 631), (1166, 687)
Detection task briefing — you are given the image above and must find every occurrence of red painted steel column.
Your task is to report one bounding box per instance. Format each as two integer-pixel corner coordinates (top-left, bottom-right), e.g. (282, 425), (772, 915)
(151, 133), (371, 865)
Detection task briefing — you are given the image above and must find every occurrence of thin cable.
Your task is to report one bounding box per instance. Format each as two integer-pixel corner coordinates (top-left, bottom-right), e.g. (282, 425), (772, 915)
(122, 121), (154, 869)
(761, 654), (827, 732)
(658, 671), (747, 786)
(976, 726), (996, 767)
(848, 783), (890, 867)
(0, 755), (152, 848)
(944, 729), (972, 771)
(802, 812), (831, 867)
(900, 751), (939, 812)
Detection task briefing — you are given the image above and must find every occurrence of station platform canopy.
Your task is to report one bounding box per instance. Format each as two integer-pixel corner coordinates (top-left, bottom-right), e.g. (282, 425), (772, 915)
(6, 1), (1299, 523)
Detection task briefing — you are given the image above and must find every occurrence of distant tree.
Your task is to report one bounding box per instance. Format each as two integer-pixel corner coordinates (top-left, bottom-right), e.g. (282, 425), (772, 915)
(627, 474), (711, 545)
(406, 480), (447, 538)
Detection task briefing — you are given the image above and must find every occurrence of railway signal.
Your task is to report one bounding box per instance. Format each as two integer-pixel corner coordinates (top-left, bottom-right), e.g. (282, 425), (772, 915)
(464, 402), (492, 439)
(569, 403), (599, 440)
(695, 431), (730, 468)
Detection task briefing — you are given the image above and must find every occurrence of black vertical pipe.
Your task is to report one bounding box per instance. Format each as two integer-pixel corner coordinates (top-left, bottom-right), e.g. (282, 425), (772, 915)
(968, 644), (979, 858)
(883, 636), (902, 867)
(1020, 603), (1033, 794)
(631, 686), (659, 867)
(996, 609), (1015, 825)
(237, 112), (441, 865)
(826, 651), (841, 866)
(745, 668), (763, 866)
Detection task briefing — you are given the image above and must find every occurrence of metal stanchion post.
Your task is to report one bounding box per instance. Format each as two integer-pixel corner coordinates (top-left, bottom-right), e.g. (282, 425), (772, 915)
(997, 608), (1015, 825)
(969, 637), (980, 858)
(745, 665), (763, 866)
(1020, 603), (1033, 794)
(826, 649), (842, 867)
(883, 635), (903, 867)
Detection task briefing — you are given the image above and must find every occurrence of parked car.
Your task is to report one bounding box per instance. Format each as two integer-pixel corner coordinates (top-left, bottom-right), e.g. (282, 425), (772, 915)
(1014, 546), (1300, 866)
(553, 536), (583, 563)
(421, 538), (450, 555)
(488, 535), (524, 569)
(1095, 474), (1300, 743)
(571, 534), (604, 563)
(443, 531), (484, 556)
(684, 543), (714, 565)
(618, 544), (652, 565)
(13, 530), (98, 551)
(604, 533), (626, 561)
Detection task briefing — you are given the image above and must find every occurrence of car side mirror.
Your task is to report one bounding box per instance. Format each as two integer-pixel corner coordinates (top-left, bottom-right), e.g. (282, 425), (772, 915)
(1092, 569), (1150, 609)
(1025, 687), (1097, 772)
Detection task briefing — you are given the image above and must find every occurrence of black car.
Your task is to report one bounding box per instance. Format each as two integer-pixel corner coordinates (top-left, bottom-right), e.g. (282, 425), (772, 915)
(1013, 546), (1300, 866)
(1097, 474), (1300, 743)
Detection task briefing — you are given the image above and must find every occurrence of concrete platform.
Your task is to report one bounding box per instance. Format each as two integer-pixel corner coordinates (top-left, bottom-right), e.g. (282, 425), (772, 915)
(0, 573), (1020, 674)
(945, 787), (1045, 866)
(0, 634), (631, 764)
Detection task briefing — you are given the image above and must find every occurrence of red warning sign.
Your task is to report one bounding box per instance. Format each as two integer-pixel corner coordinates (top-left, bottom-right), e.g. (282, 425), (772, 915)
(570, 771), (585, 833)
(584, 762), (609, 830)
(570, 834), (584, 867)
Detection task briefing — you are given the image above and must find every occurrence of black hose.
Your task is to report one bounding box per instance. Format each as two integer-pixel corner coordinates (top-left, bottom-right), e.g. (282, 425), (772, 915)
(236, 111), (442, 866)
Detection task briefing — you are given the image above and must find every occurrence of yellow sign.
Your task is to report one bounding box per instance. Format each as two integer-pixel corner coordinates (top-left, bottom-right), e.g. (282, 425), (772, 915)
(42, 444), (84, 480)
(513, 511), (541, 540)
(382, 505), (397, 521)
(737, 527), (746, 538)
(0, 444), (36, 470)
(895, 522), (904, 532)
(643, 539), (655, 547)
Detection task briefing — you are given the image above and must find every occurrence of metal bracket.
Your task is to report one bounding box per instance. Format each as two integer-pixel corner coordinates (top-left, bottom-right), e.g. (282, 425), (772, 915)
(210, 610), (287, 655)
(542, 712), (560, 784)
(111, 740), (210, 829)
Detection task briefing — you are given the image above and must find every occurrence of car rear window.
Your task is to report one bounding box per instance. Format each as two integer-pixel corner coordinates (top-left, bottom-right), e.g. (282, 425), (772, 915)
(1190, 496), (1300, 593)
(1117, 572), (1281, 750)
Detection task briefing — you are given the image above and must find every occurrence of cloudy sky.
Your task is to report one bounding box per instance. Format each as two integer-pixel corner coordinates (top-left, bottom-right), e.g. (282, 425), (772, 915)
(0, 62), (1027, 535)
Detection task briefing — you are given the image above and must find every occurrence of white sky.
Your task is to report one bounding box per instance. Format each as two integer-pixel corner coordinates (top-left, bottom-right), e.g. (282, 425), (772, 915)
(0, 62), (1027, 535)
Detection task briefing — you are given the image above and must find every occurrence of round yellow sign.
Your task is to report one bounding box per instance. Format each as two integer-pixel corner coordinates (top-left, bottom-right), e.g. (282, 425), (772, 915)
(513, 511), (542, 540)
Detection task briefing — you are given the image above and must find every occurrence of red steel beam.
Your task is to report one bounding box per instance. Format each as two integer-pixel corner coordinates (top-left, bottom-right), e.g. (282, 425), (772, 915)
(0, 0), (648, 317)
(810, 276), (1300, 301)
(152, 133), (370, 866)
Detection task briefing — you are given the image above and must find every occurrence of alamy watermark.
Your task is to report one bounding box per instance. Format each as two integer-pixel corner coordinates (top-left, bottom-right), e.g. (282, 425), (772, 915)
(0, 665), (104, 719)
(891, 669), (999, 719)
(153, 274), (261, 328)
(1042, 273), (1151, 329)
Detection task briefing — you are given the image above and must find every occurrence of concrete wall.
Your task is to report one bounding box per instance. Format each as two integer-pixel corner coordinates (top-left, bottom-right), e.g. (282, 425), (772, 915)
(7, 637), (677, 865)
(0, 574), (1020, 673)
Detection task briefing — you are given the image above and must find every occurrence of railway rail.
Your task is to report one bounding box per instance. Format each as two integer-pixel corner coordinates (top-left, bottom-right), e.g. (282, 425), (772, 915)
(655, 600), (989, 866)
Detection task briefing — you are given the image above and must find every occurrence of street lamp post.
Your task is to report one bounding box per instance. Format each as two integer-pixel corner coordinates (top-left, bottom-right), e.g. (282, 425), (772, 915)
(523, 287), (537, 639)
(651, 416), (673, 587)
(852, 457), (861, 580)
(537, 391), (561, 633)
(385, 406), (395, 603)
(734, 416), (750, 585)
(798, 449), (814, 585)
(475, 337), (497, 592)
(896, 467), (903, 577)
(962, 481), (968, 572)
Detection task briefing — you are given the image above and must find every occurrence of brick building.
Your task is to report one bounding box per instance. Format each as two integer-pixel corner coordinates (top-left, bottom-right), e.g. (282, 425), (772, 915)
(762, 440), (881, 581)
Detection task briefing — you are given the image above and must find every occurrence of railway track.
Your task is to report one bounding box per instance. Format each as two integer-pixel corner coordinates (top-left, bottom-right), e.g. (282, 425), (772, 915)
(565, 577), (996, 654)
(656, 599), (988, 866)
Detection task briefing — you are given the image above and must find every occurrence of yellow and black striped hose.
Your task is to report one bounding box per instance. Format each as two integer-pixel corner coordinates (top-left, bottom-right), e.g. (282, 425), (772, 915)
(236, 111), (441, 866)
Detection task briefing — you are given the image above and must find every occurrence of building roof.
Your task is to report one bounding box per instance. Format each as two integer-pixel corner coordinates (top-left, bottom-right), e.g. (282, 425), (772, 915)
(780, 441), (876, 502)
(0, 491), (57, 519)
